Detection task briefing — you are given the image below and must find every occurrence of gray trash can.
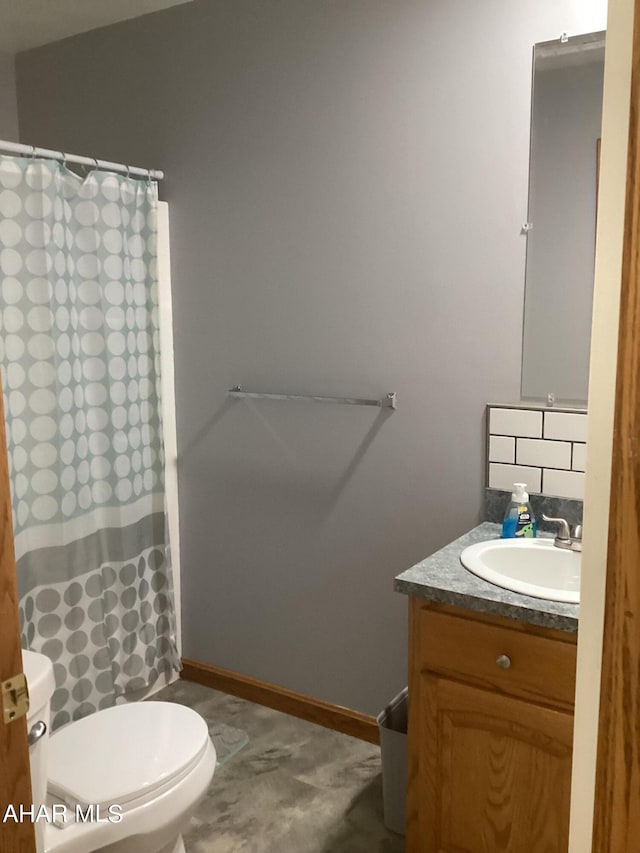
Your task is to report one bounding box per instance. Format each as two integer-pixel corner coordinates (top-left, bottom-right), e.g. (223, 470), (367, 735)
(376, 686), (408, 836)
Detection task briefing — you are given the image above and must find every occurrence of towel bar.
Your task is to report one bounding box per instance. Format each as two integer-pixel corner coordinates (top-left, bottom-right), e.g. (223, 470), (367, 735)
(228, 386), (397, 410)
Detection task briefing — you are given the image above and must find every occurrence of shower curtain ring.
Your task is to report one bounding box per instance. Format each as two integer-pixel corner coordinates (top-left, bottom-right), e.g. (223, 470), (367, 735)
(61, 152), (67, 167)
(126, 164), (131, 179)
(30, 145), (37, 160)
(93, 157), (99, 172)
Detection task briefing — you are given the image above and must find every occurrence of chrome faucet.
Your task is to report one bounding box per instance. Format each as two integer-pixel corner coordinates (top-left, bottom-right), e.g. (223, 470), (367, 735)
(542, 515), (583, 552)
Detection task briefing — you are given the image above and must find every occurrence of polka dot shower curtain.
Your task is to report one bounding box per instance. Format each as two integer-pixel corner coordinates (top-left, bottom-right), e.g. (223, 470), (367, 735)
(0, 155), (180, 729)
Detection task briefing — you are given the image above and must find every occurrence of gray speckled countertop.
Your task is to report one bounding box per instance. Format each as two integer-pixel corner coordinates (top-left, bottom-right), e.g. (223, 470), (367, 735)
(394, 522), (579, 632)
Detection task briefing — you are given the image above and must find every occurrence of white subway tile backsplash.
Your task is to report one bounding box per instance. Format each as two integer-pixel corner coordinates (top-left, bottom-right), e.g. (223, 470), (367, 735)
(543, 411), (588, 442)
(489, 435), (515, 464)
(572, 443), (587, 472)
(486, 404), (587, 500)
(489, 463), (542, 494)
(490, 407), (543, 438)
(543, 469), (585, 500)
(516, 438), (572, 470)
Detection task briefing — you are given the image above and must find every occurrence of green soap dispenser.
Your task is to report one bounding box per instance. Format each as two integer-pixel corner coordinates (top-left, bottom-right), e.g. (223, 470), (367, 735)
(501, 483), (537, 538)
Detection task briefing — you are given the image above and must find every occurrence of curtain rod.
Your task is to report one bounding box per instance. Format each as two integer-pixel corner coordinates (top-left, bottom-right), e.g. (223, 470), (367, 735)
(0, 139), (164, 181)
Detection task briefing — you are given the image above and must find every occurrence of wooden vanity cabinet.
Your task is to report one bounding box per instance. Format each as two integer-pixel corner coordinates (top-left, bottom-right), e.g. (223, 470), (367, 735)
(406, 599), (578, 853)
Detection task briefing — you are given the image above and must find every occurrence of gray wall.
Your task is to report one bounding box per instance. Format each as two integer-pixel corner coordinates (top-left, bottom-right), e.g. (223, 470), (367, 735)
(522, 59), (604, 402)
(0, 51), (18, 140)
(15, 0), (603, 715)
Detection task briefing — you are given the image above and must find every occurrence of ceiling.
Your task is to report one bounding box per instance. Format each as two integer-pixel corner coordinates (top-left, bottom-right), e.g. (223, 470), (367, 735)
(0, 0), (195, 55)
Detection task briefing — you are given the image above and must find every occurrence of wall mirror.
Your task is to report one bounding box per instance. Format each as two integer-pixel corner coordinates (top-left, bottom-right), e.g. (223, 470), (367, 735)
(521, 31), (605, 405)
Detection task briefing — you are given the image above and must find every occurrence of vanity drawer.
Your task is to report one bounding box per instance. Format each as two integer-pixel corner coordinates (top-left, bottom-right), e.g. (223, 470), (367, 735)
(417, 607), (577, 708)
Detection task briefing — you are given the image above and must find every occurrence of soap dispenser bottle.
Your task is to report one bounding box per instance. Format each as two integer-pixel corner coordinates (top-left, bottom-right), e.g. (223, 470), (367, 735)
(502, 483), (537, 538)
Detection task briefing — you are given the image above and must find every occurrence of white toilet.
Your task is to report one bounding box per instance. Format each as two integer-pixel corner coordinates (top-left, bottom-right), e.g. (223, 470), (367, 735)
(22, 649), (216, 853)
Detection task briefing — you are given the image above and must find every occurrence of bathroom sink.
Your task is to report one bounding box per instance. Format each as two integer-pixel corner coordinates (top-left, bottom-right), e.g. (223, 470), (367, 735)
(460, 538), (580, 604)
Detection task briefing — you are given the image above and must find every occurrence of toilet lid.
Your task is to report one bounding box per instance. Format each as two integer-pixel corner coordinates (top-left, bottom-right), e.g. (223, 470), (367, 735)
(48, 701), (210, 809)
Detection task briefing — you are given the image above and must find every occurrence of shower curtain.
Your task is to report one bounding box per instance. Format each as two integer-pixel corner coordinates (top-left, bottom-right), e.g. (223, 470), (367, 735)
(0, 155), (180, 729)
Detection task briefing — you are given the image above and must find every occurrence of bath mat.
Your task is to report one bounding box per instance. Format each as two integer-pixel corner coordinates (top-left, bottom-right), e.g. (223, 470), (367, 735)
(209, 721), (249, 767)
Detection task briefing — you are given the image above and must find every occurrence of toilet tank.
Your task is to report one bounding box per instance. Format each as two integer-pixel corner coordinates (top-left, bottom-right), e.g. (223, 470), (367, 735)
(22, 649), (55, 853)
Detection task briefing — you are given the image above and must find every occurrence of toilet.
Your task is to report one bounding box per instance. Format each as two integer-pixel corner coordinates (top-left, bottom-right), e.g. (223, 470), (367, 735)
(22, 649), (216, 853)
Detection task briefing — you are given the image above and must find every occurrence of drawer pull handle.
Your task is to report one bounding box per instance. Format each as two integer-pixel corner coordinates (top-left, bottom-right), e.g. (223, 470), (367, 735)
(496, 654), (511, 669)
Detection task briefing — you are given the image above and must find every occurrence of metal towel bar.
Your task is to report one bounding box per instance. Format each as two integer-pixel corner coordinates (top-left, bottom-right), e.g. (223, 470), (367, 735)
(228, 386), (397, 410)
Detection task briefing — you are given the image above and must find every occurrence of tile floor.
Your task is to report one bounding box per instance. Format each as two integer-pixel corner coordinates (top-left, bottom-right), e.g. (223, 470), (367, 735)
(153, 679), (405, 853)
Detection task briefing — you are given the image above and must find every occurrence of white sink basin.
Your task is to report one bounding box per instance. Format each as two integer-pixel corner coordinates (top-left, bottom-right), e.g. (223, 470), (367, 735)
(460, 538), (580, 604)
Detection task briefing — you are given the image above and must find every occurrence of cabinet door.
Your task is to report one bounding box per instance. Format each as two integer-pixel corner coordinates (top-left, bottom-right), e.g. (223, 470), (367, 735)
(416, 674), (573, 853)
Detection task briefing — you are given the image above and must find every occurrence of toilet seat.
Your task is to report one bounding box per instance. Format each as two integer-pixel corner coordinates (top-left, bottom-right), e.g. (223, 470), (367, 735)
(48, 702), (210, 818)
(44, 735), (216, 853)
